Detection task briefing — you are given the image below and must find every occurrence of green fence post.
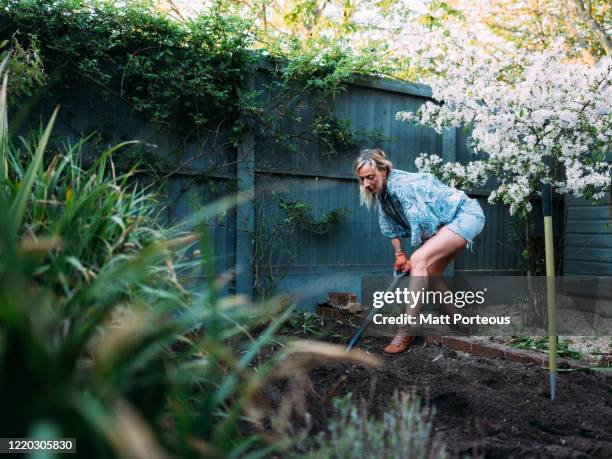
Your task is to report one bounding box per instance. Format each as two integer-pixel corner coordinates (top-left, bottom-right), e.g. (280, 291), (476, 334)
(235, 74), (255, 299)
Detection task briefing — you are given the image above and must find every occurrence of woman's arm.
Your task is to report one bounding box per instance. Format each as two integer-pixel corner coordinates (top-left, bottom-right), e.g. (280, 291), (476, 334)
(391, 238), (411, 272)
(391, 238), (404, 254)
(378, 205), (410, 240)
(377, 193), (411, 272)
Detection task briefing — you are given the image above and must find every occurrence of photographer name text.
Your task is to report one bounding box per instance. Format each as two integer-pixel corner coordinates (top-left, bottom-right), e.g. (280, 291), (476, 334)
(372, 313), (511, 326)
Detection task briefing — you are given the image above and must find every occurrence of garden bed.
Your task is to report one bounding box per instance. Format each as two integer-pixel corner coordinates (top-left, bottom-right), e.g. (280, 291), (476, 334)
(281, 318), (612, 458)
(498, 335), (612, 365)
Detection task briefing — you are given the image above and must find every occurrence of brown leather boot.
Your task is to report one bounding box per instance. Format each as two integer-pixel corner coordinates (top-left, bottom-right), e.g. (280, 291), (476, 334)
(383, 333), (415, 355)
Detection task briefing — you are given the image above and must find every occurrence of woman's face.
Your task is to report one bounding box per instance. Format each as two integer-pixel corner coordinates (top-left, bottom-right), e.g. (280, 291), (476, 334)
(357, 163), (386, 195)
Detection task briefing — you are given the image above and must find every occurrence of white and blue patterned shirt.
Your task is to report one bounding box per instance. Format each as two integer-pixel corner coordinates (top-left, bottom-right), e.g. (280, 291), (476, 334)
(377, 168), (467, 248)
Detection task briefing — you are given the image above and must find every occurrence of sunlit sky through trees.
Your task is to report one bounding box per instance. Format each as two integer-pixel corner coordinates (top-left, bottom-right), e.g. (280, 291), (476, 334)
(151, 0), (609, 80)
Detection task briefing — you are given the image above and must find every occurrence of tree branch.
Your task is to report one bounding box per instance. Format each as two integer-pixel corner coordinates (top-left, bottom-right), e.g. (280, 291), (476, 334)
(568, 0), (612, 55)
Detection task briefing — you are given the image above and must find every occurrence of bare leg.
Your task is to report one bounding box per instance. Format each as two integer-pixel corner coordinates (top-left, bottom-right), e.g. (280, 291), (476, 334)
(428, 252), (458, 317)
(395, 227), (465, 336)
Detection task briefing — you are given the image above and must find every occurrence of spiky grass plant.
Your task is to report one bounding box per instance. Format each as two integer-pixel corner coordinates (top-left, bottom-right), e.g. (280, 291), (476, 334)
(8, 133), (182, 308)
(0, 59), (291, 458)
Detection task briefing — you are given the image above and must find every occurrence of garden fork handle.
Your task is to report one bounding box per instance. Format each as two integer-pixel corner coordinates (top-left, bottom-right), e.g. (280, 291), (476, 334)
(346, 270), (409, 351)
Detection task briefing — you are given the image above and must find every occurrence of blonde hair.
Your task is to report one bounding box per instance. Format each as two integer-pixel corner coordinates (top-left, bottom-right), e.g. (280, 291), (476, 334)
(354, 148), (393, 209)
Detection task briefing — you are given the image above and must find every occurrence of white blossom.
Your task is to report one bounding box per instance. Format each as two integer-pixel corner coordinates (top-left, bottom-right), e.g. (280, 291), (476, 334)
(396, 27), (612, 216)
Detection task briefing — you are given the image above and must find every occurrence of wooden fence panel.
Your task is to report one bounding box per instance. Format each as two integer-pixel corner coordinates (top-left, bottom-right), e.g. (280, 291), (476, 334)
(22, 64), (563, 309)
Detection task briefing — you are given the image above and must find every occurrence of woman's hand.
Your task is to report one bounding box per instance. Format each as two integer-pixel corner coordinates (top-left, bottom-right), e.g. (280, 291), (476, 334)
(394, 252), (411, 273)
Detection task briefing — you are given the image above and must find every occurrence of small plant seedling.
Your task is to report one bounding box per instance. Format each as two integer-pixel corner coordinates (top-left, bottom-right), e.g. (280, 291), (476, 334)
(509, 336), (584, 360)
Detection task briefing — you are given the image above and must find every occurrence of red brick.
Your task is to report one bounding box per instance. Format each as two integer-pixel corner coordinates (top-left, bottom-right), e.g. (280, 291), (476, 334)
(427, 336), (610, 376)
(503, 348), (543, 365)
(471, 342), (504, 359)
(328, 292), (357, 307)
(441, 336), (473, 353)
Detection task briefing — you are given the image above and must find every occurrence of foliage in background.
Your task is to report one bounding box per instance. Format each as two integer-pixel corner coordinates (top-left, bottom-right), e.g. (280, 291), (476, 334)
(0, 0), (388, 156)
(272, 36), (387, 97)
(254, 194), (347, 298)
(156, 0), (611, 78)
(249, 33), (392, 160)
(509, 336), (584, 360)
(449, 0), (611, 65)
(204, 0), (417, 68)
(279, 197), (347, 234)
(0, 0), (256, 143)
(0, 36), (45, 99)
(300, 391), (448, 459)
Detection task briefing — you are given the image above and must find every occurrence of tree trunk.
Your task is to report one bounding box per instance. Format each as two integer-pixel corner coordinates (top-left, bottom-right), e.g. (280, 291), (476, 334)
(524, 213), (545, 328)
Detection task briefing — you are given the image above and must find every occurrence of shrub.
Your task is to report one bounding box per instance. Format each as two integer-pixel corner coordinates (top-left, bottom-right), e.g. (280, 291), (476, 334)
(301, 391), (448, 459)
(0, 0), (256, 139)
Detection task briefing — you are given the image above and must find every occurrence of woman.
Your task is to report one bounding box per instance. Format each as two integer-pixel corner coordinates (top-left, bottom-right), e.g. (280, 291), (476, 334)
(354, 148), (485, 355)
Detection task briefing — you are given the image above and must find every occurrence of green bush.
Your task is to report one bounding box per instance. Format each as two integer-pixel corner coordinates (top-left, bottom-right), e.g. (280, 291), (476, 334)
(0, 0), (256, 140)
(0, 36), (45, 99)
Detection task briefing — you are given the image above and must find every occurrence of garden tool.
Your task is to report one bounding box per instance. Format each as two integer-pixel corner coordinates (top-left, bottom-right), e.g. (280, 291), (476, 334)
(346, 270), (409, 351)
(542, 180), (557, 400)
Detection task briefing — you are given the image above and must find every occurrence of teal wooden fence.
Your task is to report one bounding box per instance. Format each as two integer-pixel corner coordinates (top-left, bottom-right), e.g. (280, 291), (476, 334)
(22, 60), (599, 309)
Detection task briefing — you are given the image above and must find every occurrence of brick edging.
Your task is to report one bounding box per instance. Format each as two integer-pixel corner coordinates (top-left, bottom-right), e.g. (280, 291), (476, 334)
(314, 305), (611, 376)
(425, 336), (611, 376)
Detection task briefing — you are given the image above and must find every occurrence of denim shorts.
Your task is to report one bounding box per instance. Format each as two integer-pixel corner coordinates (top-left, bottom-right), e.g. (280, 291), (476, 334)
(445, 197), (485, 252)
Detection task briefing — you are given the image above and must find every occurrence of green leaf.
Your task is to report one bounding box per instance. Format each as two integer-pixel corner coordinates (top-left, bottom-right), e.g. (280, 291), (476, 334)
(8, 106), (59, 235)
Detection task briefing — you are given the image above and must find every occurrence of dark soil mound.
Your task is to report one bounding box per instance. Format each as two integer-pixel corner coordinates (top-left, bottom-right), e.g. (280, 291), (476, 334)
(299, 323), (612, 458)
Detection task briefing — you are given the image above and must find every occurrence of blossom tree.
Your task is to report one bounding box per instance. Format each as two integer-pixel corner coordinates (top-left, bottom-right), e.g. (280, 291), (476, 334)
(447, 0), (611, 64)
(396, 22), (611, 221)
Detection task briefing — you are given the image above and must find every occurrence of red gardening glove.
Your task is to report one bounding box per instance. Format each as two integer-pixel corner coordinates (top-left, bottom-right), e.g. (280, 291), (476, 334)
(394, 252), (411, 273)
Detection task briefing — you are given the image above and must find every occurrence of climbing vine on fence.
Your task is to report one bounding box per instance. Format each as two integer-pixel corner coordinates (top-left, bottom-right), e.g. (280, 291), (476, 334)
(261, 36), (391, 157)
(254, 194), (348, 298)
(1, 0), (380, 296)
(0, 37), (46, 100)
(0, 0), (257, 144)
(1, 0), (387, 153)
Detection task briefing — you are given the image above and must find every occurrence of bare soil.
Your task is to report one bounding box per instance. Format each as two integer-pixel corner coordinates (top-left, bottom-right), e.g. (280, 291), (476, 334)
(291, 320), (612, 458)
